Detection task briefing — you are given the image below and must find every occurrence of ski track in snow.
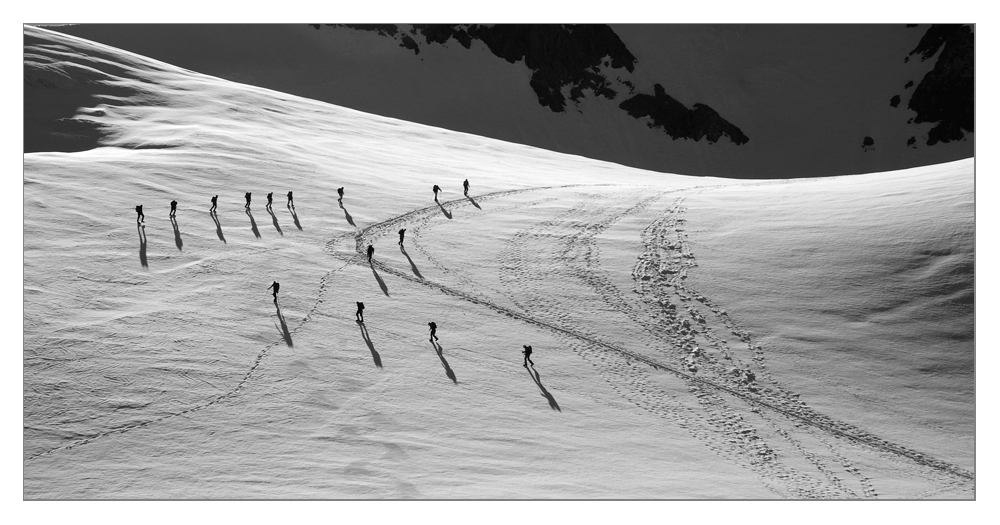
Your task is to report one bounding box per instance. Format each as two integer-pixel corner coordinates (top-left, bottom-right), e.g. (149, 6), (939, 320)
(353, 183), (973, 494)
(24, 182), (974, 497)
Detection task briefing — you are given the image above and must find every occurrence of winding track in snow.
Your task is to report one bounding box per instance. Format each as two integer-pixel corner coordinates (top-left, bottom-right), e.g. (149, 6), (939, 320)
(23, 186), (582, 462)
(26, 183), (974, 491)
(342, 184), (974, 485)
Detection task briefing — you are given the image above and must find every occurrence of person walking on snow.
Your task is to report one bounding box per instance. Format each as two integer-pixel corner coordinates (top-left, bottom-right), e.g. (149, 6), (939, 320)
(266, 192), (273, 209)
(367, 244), (375, 264)
(428, 322), (439, 342)
(398, 228), (406, 246)
(433, 185), (441, 202)
(267, 281), (280, 301)
(337, 187), (344, 202)
(356, 301), (365, 322)
(170, 200), (177, 217)
(287, 191), (294, 207)
(522, 345), (534, 367)
(135, 205), (144, 223)
(210, 195), (218, 212)
(463, 179), (469, 196)
(244, 192), (252, 209)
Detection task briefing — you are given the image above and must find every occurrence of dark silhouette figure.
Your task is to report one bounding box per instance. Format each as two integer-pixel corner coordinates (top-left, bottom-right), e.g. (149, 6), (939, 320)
(433, 341), (457, 384)
(337, 187), (344, 202)
(210, 195), (218, 212)
(266, 192), (273, 209)
(137, 223), (147, 268)
(135, 205), (144, 223)
(169, 200), (177, 217)
(170, 216), (183, 251)
(522, 345), (535, 367)
(287, 202), (302, 230)
(246, 208), (260, 238)
(275, 302), (293, 347)
(358, 321), (381, 368)
(244, 192), (252, 209)
(398, 228), (406, 246)
(267, 280), (280, 301)
(367, 244), (375, 264)
(266, 205), (283, 235)
(463, 179), (469, 196)
(356, 301), (365, 322)
(287, 191), (293, 207)
(528, 367), (560, 411)
(428, 322), (439, 342)
(210, 210), (226, 243)
(432, 184), (441, 202)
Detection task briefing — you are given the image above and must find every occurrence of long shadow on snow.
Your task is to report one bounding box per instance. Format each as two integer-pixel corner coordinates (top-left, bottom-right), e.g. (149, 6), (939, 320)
(210, 211), (226, 243)
(288, 203), (302, 230)
(436, 201), (453, 219)
(401, 246), (423, 279)
(274, 301), (293, 347)
(170, 216), (183, 251)
(371, 266), (390, 296)
(246, 209), (261, 238)
(466, 195), (482, 210)
(358, 321), (382, 368)
(432, 341), (457, 383)
(137, 223), (147, 268)
(340, 202), (355, 226)
(527, 366), (560, 412)
(266, 206), (283, 236)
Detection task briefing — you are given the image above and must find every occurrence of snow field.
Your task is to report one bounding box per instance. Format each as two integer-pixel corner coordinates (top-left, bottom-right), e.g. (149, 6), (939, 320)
(23, 26), (973, 499)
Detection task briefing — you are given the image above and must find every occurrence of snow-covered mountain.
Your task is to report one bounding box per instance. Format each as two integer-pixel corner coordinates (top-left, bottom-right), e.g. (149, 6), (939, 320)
(23, 25), (974, 499)
(44, 23), (974, 179)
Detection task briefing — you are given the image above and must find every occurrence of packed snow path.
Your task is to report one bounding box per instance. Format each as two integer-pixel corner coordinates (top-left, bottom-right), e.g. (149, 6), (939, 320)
(338, 184), (974, 497)
(28, 182), (972, 499)
(23, 26), (973, 498)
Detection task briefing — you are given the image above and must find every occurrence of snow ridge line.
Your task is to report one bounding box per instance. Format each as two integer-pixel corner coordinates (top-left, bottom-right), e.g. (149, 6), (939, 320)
(344, 184), (973, 483)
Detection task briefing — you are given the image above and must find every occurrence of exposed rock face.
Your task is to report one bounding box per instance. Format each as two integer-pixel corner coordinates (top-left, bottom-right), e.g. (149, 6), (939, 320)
(39, 23), (974, 178)
(905, 25), (973, 146)
(619, 84), (749, 144)
(325, 24), (748, 145)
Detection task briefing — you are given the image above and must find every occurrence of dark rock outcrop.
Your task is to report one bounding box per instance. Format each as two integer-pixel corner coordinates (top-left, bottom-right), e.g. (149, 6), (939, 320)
(327, 23), (746, 146)
(619, 84), (749, 145)
(905, 24), (973, 145)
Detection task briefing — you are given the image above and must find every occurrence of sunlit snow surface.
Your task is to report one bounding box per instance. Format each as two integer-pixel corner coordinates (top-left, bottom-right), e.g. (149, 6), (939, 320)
(23, 26), (973, 499)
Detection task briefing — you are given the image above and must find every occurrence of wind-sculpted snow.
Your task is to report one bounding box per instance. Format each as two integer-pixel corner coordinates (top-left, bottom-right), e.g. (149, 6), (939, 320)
(23, 26), (973, 499)
(336, 185), (973, 496)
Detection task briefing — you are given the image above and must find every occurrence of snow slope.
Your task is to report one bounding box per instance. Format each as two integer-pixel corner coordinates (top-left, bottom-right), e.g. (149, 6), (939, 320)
(46, 23), (974, 179)
(23, 25), (974, 499)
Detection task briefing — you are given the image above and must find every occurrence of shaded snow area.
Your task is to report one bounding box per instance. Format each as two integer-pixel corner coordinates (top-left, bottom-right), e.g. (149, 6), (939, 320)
(23, 26), (974, 499)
